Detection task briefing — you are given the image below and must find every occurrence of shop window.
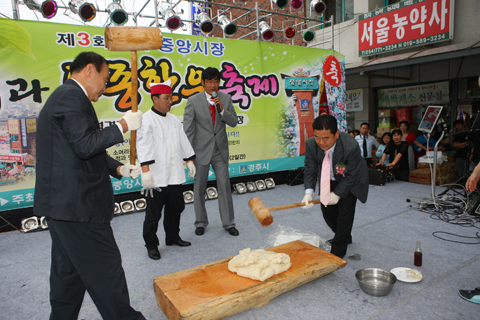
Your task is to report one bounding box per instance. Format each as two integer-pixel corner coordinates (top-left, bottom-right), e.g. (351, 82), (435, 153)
(323, 0), (354, 24)
(346, 111), (356, 131)
(461, 76), (480, 126)
(385, 0), (402, 5)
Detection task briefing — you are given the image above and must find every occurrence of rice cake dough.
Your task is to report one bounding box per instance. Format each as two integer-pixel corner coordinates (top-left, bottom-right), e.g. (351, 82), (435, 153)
(228, 248), (291, 281)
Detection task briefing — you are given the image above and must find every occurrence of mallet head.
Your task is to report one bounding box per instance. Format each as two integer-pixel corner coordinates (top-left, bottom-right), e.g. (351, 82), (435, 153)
(248, 196), (273, 226)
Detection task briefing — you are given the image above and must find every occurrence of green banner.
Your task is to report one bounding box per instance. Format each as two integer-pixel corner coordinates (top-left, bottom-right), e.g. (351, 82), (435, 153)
(0, 18), (346, 211)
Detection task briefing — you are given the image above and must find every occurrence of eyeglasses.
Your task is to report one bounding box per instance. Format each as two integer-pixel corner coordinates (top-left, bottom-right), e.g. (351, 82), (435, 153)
(204, 79), (220, 85)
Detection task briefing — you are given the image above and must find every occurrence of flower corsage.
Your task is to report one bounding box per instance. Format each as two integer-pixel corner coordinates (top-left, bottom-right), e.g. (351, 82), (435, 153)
(335, 162), (347, 177)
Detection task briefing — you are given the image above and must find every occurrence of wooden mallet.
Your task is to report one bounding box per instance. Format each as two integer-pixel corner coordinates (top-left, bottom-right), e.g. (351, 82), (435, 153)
(104, 26), (163, 165)
(248, 196), (321, 226)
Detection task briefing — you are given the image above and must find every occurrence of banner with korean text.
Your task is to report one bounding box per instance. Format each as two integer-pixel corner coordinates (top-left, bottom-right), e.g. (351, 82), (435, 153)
(0, 19), (345, 211)
(378, 81), (449, 108)
(358, 0), (454, 57)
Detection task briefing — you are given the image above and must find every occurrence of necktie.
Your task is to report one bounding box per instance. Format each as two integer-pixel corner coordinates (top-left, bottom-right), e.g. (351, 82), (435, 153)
(363, 135), (368, 158)
(320, 150), (331, 206)
(209, 97), (216, 126)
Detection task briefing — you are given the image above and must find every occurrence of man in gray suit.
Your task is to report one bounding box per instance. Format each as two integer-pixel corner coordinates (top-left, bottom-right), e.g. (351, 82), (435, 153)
(301, 114), (368, 258)
(183, 67), (239, 236)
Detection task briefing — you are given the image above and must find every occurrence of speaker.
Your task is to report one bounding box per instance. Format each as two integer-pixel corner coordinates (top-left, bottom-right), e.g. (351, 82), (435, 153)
(287, 168), (304, 186)
(466, 190), (480, 216)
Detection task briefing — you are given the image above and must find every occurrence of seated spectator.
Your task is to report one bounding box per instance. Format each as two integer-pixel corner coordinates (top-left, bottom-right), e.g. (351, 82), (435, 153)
(377, 129), (410, 181)
(413, 127), (437, 156)
(376, 132), (393, 165)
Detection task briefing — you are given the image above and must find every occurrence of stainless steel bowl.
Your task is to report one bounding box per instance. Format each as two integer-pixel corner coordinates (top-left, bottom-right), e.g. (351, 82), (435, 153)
(355, 268), (397, 297)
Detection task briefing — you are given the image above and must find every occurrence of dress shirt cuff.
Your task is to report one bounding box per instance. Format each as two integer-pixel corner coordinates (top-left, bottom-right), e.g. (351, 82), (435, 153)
(116, 122), (124, 134)
(305, 188), (314, 195)
(183, 155), (196, 161)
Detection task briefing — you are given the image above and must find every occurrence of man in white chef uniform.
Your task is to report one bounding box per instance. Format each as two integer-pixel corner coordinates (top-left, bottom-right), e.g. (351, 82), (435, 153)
(137, 79), (196, 260)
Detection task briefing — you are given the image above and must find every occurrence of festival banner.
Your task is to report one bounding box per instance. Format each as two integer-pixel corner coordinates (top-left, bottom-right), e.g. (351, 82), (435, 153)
(0, 18), (346, 211)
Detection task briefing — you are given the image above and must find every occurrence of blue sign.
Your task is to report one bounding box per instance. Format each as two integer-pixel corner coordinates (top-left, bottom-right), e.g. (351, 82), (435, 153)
(300, 99), (309, 111)
(284, 76), (319, 91)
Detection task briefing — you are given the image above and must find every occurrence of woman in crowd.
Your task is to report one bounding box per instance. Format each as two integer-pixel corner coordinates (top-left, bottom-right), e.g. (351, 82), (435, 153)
(399, 120), (416, 171)
(377, 129), (410, 181)
(376, 132), (393, 165)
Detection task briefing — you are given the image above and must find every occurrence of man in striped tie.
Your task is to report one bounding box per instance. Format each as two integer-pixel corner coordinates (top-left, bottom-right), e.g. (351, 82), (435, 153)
(301, 115), (369, 258)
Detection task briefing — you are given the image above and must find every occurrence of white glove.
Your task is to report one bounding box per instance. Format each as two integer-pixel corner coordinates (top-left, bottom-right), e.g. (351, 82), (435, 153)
(328, 192), (340, 206)
(302, 193), (314, 209)
(141, 171), (155, 189)
(122, 110), (143, 131)
(186, 161), (196, 178)
(140, 186), (162, 198)
(119, 162), (141, 179)
(140, 171), (161, 197)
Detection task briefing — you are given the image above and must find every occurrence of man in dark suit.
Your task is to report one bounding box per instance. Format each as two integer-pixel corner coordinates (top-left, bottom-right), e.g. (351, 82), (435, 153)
(302, 115), (369, 258)
(34, 52), (145, 319)
(355, 122), (379, 167)
(183, 67), (239, 236)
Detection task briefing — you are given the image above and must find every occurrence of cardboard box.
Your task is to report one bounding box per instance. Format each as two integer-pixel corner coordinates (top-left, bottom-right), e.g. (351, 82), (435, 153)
(436, 172), (458, 186)
(446, 152), (456, 162)
(377, 127), (392, 138)
(416, 162), (455, 176)
(409, 168), (432, 184)
(417, 161), (456, 171)
(410, 167), (458, 185)
(445, 162), (457, 173)
(378, 117), (396, 128)
(378, 109), (394, 118)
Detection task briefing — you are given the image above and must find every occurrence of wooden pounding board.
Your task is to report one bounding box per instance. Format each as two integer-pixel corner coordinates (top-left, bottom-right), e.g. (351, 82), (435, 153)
(153, 240), (346, 320)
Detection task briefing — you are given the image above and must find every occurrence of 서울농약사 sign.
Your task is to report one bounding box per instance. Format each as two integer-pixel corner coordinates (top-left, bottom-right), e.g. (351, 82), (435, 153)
(358, 0), (453, 57)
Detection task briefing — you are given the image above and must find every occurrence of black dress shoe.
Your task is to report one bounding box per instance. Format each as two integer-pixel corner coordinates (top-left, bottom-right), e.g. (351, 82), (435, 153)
(327, 238), (352, 244)
(331, 252), (345, 259)
(227, 227), (239, 236)
(166, 239), (191, 247)
(195, 227), (205, 236)
(147, 247), (161, 260)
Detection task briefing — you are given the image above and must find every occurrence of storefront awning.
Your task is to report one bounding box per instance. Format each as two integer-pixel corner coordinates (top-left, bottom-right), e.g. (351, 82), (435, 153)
(345, 40), (480, 75)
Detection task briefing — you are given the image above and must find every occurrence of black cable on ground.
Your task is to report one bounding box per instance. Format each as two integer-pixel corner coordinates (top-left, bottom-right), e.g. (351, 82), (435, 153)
(432, 231), (480, 244)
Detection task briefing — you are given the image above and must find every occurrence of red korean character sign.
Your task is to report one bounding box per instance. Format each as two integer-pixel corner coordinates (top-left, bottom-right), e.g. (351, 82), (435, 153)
(323, 55), (341, 87)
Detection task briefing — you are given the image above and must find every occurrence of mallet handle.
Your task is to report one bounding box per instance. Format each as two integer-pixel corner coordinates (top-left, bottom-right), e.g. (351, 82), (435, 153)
(130, 50), (138, 165)
(268, 199), (321, 212)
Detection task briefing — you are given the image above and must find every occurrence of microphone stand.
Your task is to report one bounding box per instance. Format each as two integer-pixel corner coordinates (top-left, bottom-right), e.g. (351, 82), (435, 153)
(408, 118), (446, 203)
(432, 129), (445, 198)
